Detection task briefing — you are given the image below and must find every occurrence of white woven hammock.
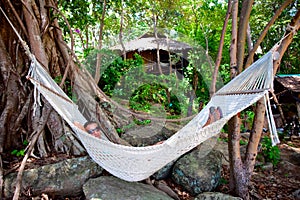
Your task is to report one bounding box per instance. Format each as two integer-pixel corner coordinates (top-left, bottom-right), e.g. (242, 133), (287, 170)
(27, 50), (279, 182)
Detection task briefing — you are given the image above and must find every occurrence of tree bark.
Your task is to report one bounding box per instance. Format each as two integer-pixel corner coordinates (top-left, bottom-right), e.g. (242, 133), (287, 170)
(94, 0), (106, 83)
(229, 0), (238, 79)
(119, 0), (126, 60)
(210, 0), (233, 96)
(0, 33), (23, 151)
(236, 0), (254, 73)
(228, 0), (246, 196)
(22, 0), (48, 67)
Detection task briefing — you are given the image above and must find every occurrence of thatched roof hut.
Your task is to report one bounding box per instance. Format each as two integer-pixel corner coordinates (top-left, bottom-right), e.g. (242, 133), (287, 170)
(111, 32), (192, 52)
(274, 74), (300, 126)
(110, 32), (192, 75)
(275, 75), (300, 93)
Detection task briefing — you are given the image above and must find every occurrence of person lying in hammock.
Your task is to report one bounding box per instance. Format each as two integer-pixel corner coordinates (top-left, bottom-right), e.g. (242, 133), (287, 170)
(155, 106), (222, 145)
(74, 121), (101, 138)
(74, 106), (223, 141)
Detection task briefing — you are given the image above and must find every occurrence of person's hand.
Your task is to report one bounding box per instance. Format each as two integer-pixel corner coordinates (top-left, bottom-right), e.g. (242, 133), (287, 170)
(73, 121), (85, 131)
(154, 141), (164, 145)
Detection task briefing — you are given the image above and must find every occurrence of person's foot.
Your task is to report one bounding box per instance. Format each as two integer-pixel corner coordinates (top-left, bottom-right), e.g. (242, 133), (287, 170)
(204, 107), (215, 127)
(213, 107), (223, 121)
(204, 106), (223, 127)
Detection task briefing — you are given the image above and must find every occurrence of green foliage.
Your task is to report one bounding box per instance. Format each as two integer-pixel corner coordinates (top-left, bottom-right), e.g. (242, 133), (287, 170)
(11, 149), (25, 157)
(133, 118), (152, 125)
(116, 128), (124, 135)
(184, 48), (212, 104)
(261, 136), (281, 166)
(58, 0), (299, 77)
(251, 0), (300, 74)
(98, 49), (208, 118)
(219, 63), (231, 84)
(11, 140), (29, 157)
(54, 76), (74, 100)
(240, 110), (255, 132)
(219, 177), (229, 185)
(218, 136), (228, 143)
(240, 139), (248, 146)
(129, 83), (182, 115)
(54, 75), (62, 84)
(99, 53), (144, 96)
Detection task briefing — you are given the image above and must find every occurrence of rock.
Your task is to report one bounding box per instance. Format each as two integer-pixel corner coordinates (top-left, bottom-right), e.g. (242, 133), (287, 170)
(291, 153), (300, 166)
(83, 176), (173, 200)
(277, 160), (300, 179)
(213, 140), (229, 165)
(154, 180), (180, 200)
(194, 192), (242, 200)
(172, 149), (222, 196)
(152, 160), (176, 180)
(280, 144), (300, 166)
(121, 120), (174, 146)
(4, 156), (103, 199)
(261, 162), (273, 171)
(120, 114), (183, 146)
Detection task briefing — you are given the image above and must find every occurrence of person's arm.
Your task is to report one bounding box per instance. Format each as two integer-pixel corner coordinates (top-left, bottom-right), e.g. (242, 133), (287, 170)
(73, 121), (85, 131)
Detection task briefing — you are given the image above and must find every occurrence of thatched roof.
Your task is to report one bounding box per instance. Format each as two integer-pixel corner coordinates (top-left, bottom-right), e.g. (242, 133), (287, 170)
(110, 32), (192, 52)
(275, 75), (300, 93)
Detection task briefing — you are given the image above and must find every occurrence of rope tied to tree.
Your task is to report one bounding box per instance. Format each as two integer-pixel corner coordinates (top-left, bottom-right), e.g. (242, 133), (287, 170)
(286, 24), (297, 34)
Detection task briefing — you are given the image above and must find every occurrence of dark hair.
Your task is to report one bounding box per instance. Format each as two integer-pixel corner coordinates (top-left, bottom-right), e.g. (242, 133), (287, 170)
(83, 121), (98, 128)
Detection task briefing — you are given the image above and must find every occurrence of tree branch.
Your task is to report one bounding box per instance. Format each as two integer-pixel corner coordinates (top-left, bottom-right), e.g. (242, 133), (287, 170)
(237, 0), (254, 72)
(245, 0), (294, 68)
(210, 0), (233, 96)
(12, 104), (52, 200)
(94, 0), (107, 83)
(6, 0), (29, 38)
(44, 5), (75, 87)
(22, 0), (48, 67)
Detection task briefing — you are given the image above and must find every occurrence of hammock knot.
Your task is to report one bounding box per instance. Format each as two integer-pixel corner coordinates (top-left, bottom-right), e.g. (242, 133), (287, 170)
(286, 24), (297, 34)
(26, 57), (42, 116)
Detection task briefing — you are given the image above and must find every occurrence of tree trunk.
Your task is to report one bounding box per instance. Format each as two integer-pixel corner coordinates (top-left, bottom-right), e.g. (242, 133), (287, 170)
(236, 0), (254, 73)
(245, 5), (300, 182)
(228, 1), (250, 197)
(95, 0), (106, 83)
(227, 2), (299, 198)
(0, 34), (23, 151)
(119, 0), (126, 60)
(0, 0), (128, 160)
(210, 0), (233, 96)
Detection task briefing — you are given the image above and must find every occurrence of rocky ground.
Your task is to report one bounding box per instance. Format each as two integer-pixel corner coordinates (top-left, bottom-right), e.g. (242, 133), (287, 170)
(175, 136), (300, 200)
(150, 134), (300, 200)
(3, 135), (300, 200)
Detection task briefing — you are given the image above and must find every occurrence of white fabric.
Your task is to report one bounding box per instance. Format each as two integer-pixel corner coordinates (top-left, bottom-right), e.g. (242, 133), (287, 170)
(27, 51), (279, 182)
